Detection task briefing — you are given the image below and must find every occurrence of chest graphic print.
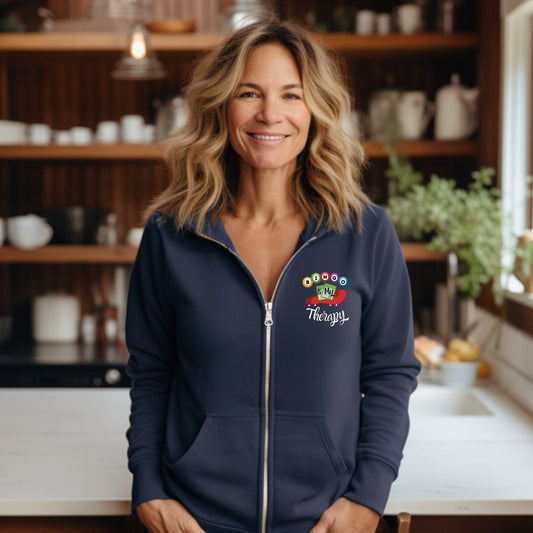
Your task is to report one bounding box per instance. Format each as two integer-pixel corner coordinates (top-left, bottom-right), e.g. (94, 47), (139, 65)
(302, 272), (350, 327)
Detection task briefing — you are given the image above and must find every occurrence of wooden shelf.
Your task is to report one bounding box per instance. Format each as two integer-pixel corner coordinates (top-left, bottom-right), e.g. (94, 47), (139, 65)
(0, 245), (138, 264)
(0, 32), (478, 53)
(364, 139), (478, 158)
(0, 243), (444, 264)
(0, 143), (166, 160)
(0, 32), (221, 52)
(0, 140), (477, 160)
(316, 32), (478, 53)
(400, 243), (447, 262)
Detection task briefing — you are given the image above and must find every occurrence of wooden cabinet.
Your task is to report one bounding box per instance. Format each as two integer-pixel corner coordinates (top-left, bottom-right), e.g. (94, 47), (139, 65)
(0, 0), (499, 341)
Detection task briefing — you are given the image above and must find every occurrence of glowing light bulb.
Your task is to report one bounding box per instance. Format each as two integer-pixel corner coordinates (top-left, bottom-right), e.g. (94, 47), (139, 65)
(130, 31), (147, 59)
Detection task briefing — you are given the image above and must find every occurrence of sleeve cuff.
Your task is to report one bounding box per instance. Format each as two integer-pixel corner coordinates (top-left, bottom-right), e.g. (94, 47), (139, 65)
(130, 459), (170, 514)
(342, 458), (397, 516)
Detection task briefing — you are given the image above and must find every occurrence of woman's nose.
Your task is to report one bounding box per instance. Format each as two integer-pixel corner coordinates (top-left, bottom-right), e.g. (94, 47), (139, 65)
(256, 97), (282, 124)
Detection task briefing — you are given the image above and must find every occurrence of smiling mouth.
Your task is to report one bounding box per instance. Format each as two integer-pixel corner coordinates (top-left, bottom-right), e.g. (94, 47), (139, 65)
(249, 134), (288, 140)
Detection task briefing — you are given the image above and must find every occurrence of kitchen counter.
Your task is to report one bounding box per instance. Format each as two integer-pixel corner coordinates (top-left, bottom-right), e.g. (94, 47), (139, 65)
(389, 381), (533, 515)
(1, 383), (533, 517)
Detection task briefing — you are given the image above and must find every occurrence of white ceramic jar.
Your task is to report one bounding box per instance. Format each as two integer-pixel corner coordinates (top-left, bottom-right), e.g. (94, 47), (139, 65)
(32, 294), (81, 343)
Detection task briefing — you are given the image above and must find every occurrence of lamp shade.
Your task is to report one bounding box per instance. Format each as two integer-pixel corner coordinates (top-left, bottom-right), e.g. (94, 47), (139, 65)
(112, 22), (166, 80)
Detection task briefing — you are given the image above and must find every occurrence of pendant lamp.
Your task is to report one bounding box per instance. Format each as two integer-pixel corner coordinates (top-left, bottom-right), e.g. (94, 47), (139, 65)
(111, 21), (166, 80)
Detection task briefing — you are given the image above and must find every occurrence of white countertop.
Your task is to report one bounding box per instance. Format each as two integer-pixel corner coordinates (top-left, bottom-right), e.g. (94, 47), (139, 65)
(1, 383), (533, 516)
(389, 381), (533, 515)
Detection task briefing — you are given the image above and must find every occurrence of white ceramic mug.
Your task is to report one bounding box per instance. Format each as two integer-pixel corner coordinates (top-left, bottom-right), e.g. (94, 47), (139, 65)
(95, 121), (120, 144)
(376, 13), (392, 35)
(143, 124), (155, 144)
(7, 214), (53, 249)
(54, 130), (72, 145)
(28, 123), (52, 145)
(355, 10), (376, 35)
(0, 217), (5, 246)
(121, 114), (145, 143)
(397, 3), (422, 34)
(70, 126), (93, 145)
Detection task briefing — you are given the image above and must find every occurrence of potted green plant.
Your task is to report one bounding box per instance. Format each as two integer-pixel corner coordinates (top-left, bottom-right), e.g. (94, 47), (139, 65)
(384, 148), (504, 301)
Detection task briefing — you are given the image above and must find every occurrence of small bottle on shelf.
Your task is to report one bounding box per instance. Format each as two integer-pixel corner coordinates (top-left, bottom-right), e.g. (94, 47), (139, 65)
(96, 213), (118, 246)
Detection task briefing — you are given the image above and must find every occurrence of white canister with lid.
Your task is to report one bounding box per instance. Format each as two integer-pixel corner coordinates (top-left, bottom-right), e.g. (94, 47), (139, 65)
(32, 293), (81, 343)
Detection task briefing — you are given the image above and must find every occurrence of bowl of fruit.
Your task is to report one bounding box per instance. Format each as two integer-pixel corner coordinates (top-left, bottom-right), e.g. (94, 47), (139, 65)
(440, 338), (483, 388)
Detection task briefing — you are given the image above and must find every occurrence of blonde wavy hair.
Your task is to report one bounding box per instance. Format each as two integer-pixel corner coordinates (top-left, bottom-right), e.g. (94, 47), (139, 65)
(146, 18), (369, 232)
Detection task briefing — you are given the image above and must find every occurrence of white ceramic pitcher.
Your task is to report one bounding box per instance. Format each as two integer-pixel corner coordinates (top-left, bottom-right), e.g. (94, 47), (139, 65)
(396, 91), (435, 140)
(434, 74), (479, 140)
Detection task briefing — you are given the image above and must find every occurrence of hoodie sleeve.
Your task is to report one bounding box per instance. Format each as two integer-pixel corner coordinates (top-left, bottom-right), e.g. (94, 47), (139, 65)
(342, 208), (421, 515)
(125, 214), (175, 513)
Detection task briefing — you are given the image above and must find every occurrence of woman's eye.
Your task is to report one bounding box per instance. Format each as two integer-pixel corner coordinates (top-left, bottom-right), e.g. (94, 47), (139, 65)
(239, 91), (258, 98)
(284, 93), (301, 100)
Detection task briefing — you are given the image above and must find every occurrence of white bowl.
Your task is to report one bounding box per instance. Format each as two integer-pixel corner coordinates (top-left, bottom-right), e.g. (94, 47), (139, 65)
(7, 215), (53, 249)
(440, 360), (480, 388)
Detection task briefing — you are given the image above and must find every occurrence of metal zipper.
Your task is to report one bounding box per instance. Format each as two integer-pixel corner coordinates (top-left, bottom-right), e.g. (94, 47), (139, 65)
(196, 231), (317, 533)
(261, 301), (273, 533)
(259, 236), (316, 533)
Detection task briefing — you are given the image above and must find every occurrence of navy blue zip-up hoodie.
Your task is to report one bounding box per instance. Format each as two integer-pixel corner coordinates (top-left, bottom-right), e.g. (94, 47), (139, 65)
(125, 204), (420, 533)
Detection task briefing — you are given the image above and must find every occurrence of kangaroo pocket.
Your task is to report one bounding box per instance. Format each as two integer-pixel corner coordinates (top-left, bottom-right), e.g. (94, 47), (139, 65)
(166, 414), (260, 532)
(272, 412), (347, 530)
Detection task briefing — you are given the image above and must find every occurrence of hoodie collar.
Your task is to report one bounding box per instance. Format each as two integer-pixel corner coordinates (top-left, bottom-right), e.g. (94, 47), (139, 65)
(194, 215), (328, 253)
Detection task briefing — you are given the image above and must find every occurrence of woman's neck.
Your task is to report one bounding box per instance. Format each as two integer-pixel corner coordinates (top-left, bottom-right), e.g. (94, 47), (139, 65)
(232, 166), (301, 226)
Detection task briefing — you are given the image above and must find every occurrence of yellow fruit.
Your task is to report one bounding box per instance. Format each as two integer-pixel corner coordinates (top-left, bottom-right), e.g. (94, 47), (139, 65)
(477, 360), (491, 379)
(443, 351), (461, 362)
(448, 338), (481, 361)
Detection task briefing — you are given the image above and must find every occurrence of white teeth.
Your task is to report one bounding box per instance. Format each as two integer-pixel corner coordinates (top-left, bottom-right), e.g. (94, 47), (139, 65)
(252, 134), (286, 140)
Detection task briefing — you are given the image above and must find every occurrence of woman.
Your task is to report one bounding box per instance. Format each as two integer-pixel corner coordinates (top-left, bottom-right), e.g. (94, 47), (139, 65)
(126, 18), (420, 533)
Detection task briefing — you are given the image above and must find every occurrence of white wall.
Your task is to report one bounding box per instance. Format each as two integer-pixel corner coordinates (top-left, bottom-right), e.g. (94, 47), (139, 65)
(474, 307), (533, 415)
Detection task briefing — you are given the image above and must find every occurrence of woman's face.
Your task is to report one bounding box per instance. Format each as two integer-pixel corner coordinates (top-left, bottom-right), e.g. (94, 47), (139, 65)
(227, 43), (312, 175)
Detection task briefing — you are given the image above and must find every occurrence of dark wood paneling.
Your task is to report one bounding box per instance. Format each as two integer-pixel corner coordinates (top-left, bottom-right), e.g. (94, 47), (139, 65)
(0, 516), (142, 533)
(6, 54), (193, 127)
(477, 0), (501, 173)
(506, 296), (533, 336)
(411, 515), (533, 533)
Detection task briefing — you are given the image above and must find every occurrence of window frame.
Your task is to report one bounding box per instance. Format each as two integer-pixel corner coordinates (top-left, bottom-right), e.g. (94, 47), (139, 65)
(500, 0), (533, 331)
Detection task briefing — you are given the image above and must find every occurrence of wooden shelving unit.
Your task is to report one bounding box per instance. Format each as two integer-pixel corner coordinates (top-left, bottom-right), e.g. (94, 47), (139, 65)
(0, 140), (478, 160)
(0, 32), (478, 53)
(0, 243), (445, 264)
(0, 0), (499, 328)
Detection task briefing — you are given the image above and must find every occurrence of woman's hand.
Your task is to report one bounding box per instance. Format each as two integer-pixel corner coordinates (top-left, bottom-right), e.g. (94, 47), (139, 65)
(136, 499), (206, 533)
(309, 497), (380, 533)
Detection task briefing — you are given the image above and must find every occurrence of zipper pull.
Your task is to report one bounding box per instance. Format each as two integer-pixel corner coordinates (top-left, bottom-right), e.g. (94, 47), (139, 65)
(264, 302), (273, 327)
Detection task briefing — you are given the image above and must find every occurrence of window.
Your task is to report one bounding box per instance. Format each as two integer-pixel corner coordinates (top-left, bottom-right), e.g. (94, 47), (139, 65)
(501, 0), (533, 297)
